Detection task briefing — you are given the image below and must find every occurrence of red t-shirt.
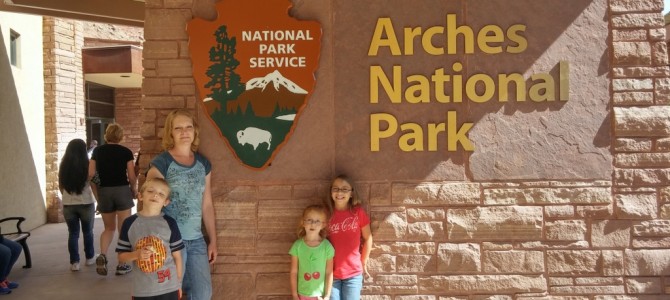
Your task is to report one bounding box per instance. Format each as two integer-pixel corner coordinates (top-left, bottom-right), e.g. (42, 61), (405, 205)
(327, 206), (370, 279)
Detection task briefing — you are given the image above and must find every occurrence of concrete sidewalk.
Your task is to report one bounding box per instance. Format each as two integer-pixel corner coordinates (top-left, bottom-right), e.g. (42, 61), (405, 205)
(4, 216), (133, 299)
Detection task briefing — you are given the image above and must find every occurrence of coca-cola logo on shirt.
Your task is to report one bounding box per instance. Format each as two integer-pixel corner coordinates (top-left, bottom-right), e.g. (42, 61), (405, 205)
(329, 216), (359, 234)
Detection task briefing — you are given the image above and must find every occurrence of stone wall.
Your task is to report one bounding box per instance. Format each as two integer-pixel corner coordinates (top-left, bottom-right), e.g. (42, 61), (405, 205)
(140, 0), (670, 298)
(608, 0), (670, 297)
(43, 17), (85, 223)
(115, 88), (142, 154)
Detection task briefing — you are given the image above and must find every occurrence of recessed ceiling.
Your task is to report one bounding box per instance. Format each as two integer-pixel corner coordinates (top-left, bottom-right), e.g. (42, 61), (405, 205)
(84, 73), (142, 89)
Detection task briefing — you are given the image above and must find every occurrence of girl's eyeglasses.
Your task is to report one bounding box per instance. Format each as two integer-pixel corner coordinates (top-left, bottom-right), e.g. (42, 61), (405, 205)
(331, 187), (352, 193)
(303, 219), (322, 225)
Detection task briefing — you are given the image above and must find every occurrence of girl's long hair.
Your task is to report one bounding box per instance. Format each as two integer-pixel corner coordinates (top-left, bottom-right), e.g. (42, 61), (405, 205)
(325, 174), (362, 214)
(59, 139), (89, 195)
(297, 205), (329, 239)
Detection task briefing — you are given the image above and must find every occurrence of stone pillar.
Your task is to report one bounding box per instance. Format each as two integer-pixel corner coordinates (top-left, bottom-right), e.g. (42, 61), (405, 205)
(43, 17), (86, 223)
(610, 0), (670, 291)
(115, 88), (143, 154)
(141, 1), (195, 168)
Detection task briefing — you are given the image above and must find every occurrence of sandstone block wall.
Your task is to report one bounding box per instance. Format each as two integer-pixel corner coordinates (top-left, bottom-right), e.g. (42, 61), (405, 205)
(43, 17), (85, 223)
(139, 0), (670, 298)
(114, 88), (142, 154)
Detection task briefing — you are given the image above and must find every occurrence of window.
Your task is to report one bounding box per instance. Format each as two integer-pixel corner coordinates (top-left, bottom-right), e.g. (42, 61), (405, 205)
(10, 30), (19, 67)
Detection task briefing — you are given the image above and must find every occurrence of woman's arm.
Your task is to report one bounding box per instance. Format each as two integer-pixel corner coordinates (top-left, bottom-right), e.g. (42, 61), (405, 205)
(90, 182), (99, 202)
(126, 160), (137, 196)
(202, 173), (218, 264)
(290, 255), (299, 300)
(360, 224), (373, 277)
(146, 166), (165, 180)
(88, 159), (96, 180)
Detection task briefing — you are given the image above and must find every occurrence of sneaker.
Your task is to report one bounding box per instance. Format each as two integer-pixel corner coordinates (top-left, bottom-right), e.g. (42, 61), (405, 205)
(85, 255), (98, 266)
(115, 263), (132, 275)
(70, 262), (80, 272)
(0, 280), (18, 289)
(0, 281), (14, 294)
(96, 254), (108, 276)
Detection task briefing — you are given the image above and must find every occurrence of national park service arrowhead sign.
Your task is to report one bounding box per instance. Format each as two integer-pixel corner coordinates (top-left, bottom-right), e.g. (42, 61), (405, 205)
(188, 0), (322, 169)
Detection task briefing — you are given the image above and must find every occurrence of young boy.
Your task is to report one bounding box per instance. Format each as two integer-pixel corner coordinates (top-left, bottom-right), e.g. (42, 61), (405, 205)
(117, 178), (184, 300)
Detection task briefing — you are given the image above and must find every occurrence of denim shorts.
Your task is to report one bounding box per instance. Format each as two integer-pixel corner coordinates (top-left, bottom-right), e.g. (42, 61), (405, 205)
(97, 185), (134, 213)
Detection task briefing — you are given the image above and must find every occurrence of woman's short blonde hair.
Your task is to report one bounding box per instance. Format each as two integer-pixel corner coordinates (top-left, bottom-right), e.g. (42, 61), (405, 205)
(104, 123), (124, 143)
(162, 109), (200, 152)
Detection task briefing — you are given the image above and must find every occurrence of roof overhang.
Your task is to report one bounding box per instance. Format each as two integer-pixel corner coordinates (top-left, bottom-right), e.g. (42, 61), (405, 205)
(83, 45), (143, 88)
(0, 0), (144, 27)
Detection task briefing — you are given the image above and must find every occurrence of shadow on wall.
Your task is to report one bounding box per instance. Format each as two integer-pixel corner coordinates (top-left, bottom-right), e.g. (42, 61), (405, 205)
(0, 29), (47, 229)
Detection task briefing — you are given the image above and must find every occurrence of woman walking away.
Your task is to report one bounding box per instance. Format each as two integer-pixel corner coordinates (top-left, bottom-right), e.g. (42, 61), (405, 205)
(89, 124), (136, 276)
(59, 139), (97, 271)
(326, 175), (373, 300)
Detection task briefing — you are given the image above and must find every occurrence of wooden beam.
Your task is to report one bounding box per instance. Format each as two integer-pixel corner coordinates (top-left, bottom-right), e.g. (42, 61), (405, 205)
(0, 0), (143, 27)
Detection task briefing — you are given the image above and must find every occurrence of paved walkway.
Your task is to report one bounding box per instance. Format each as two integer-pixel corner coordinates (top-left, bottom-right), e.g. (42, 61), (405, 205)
(5, 216), (133, 299)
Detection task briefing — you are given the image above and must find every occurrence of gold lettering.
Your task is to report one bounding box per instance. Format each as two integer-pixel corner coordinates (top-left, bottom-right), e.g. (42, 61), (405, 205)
(399, 123), (424, 151)
(370, 62), (570, 104)
(478, 25), (505, 54)
(506, 24), (527, 54)
(560, 61), (569, 101)
(529, 73), (555, 102)
(447, 111), (474, 151)
(368, 18), (401, 56)
(498, 73), (525, 102)
(422, 26), (445, 55)
(452, 62), (463, 102)
(446, 14), (474, 54)
(465, 74), (495, 103)
(428, 123), (446, 151)
(370, 113), (398, 151)
(404, 27), (422, 55)
(370, 66), (402, 103)
(406, 74), (430, 103)
(432, 68), (451, 103)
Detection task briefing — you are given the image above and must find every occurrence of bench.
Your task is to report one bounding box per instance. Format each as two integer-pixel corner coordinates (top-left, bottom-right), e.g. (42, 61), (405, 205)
(0, 217), (32, 268)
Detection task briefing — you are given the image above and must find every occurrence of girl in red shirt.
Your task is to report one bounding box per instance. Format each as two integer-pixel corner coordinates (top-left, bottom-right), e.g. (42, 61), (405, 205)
(326, 175), (373, 300)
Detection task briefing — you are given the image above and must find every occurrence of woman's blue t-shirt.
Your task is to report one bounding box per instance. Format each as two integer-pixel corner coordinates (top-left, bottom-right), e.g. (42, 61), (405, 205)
(150, 151), (211, 240)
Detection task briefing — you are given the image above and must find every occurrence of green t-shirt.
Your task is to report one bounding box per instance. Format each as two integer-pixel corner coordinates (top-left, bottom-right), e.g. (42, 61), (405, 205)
(289, 238), (335, 297)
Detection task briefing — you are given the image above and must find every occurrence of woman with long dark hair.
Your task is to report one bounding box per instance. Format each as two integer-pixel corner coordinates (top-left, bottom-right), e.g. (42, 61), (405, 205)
(59, 139), (96, 271)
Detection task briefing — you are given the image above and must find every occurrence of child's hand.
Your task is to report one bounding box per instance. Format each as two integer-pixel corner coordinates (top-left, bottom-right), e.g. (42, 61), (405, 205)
(138, 247), (153, 260)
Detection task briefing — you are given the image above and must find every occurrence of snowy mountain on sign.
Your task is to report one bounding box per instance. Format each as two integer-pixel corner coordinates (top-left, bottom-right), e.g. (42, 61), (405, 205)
(246, 70), (307, 94)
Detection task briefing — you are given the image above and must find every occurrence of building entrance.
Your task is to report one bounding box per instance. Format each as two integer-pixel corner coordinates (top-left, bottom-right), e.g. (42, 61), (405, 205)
(85, 82), (114, 146)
